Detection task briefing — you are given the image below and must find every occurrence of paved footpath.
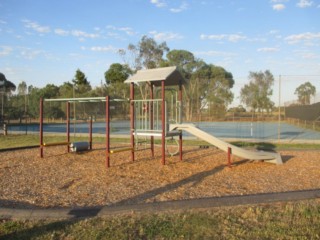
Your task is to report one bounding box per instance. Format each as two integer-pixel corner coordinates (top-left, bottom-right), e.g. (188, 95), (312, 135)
(1, 189), (319, 220)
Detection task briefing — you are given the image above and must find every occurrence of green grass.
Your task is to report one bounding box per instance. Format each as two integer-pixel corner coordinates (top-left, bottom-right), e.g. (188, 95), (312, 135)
(230, 141), (320, 150)
(1, 200), (320, 239)
(0, 134), (40, 149)
(1, 134), (319, 150)
(0, 135), (127, 150)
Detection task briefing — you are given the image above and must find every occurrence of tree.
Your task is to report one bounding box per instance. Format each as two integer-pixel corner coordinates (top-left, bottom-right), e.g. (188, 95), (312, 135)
(188, 64), (234, 120)
(72, 69), (88, 86)
(72, 69), (91, 95)
(119, 35), (169, 70)
(17, 81), (27, 96)
(59, 82), (74, 98)
(104, 63), (131, 85)
(0, 73), (16, 93)
(165, 50), (234, 120)
(23, 86), (41, 119)
(204, 65), (234, 118)
(166, 50), (203, 120)
(240, 70), (275, 114)
(228, 105), (246, 113)
(24, 84), (63, 119)
(119, 36), (169, 99)
(166, 50), (197, 79)
(294, 82), (316, 105)
(104, 63), (132, 117)
(16, 81), (28, 119)
(40, 84), (60, 99)
(1, 73), (16, 120)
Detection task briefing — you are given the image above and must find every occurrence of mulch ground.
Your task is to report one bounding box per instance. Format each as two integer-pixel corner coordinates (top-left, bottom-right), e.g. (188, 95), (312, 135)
(0, 144), (320, 209)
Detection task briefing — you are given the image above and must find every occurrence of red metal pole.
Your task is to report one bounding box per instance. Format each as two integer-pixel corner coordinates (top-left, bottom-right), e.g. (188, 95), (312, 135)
(67, 102), (70, 153)
(130, 83), (135, 162)
(150, 83), (154, 158)
(106, 96), (110, 168)
(179, 82), (183, 161)
(161, 80), (166, 165)
(39, 98), (44, 158)
(227, 147), (232, 168)
(89, 115), (93, 150)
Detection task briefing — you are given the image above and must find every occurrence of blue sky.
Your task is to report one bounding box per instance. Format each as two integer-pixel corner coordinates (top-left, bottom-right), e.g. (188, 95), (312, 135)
(1, 0), (319, 106)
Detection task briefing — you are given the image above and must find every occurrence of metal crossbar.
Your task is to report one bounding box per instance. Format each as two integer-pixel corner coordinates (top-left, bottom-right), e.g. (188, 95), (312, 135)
(44, 97), (128, 102)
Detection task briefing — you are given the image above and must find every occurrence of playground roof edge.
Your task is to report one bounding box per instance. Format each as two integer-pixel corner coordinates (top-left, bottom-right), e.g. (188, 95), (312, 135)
(124, 66), (185, 86)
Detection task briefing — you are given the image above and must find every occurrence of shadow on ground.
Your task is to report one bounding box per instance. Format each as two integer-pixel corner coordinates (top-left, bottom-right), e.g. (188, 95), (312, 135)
(113, 163), (225, 206)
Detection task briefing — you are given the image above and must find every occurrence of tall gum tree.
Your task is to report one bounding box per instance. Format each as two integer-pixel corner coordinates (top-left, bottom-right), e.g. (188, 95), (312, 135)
(119, 36), (169, 99)
(294, 82), (316, 105)
(166, 50), (234, 121)
(240, 70), (275, 115)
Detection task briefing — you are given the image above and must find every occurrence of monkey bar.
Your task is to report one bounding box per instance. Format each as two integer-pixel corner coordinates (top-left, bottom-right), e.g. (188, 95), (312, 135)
(39, 96), (129, 169)
(39, 98), (94, 157)
(109, 147), (134, 154)
(42, 141), (70, 147)
(43, 97), (127, 102)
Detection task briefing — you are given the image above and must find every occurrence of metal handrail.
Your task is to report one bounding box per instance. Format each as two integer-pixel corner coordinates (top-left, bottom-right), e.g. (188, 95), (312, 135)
(132, 98), (181, 136)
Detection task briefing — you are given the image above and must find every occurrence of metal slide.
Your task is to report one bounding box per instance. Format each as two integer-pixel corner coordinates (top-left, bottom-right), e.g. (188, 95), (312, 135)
(170, 124), (283, 164)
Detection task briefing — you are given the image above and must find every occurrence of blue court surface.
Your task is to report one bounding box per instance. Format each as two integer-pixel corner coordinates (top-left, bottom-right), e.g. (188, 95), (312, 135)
(8, 121), (320, 141)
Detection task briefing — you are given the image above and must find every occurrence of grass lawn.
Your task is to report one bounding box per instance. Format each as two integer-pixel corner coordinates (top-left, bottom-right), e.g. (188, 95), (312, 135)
(1, 200), (320, 239)
(1, 134), (320, 150)
(0, 134), (107, 149)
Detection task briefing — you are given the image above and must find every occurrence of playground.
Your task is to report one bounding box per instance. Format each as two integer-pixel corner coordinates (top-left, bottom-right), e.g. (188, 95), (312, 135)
(1, 67), (320, 210)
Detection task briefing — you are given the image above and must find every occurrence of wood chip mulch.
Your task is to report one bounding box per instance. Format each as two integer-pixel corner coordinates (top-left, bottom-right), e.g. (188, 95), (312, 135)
(1, 144), (319, 209)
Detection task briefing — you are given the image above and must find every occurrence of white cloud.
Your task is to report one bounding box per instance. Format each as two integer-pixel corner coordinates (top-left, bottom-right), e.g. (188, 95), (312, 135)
(170, 2), (188, 13)
(0, 46), (12, 56)
(118, 27), (136, 36)
(194, 50), (237, 57)
(269, 30), (280, 35)
(150, 0), (188, 13)
(20, 48), (43, 60)
(22, 19), (50, 33)
(149, 31), (183, 41)
(272, 3), (286, 10)
(89, 45), (117, 52)
(71, 30), (99, 39)
(293, 49), (319, 60)
(247, 37), (268, 42)
(200, 34), (224, 41)
(301, 52), (318, 59)
(150, 0), (167, 8)
(200, 34), (246, 42)
(229, 34), (246, 42)
(106, 25), (136, 36)
(106, 25), (117, 30)
(257, 47), (279, 52)
(54, 28), (69, 36)
(285, 32), (320, 44)
(297, 0), (313, 8)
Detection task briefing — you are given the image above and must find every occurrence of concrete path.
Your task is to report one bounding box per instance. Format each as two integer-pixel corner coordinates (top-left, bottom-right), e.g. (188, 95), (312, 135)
(1, 189), (319, 220)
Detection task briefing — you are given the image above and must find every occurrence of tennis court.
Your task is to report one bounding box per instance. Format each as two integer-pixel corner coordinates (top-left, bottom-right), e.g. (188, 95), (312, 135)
(7, 121), (320, 142)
